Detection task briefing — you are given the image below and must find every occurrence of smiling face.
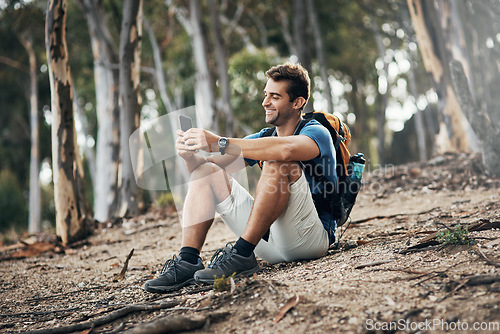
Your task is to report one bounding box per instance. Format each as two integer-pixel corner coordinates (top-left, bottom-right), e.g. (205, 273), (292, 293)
(262, 79), (303, 126)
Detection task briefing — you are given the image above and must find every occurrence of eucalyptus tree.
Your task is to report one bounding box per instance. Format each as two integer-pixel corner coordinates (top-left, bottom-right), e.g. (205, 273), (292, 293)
(0, 1), (49, 234)
(408, 0), (500, 176)
(77, 0), (121, 222)
(46, 0), (93, 244)
(117, 0), (143, 217)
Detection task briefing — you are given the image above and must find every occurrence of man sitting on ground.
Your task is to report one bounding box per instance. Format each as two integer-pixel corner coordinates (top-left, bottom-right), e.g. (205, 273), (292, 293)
(145, 62), (337, 293)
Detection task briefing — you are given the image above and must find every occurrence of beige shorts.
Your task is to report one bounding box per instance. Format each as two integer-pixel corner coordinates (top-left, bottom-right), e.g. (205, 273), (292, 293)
(215, 173), (329, 264)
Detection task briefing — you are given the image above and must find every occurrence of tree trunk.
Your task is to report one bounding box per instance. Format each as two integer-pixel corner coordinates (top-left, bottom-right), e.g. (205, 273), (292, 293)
(407, 0), (476, 153)
(189, 0), (216, 130)
(143, 19), (190, 192)
(305, 0), (333, 114)
(79, 0), (121, 222)
(448, 1), (500, 177)
(278, 11), (297, 56)
(209, 0), (234, 136)
(407, 58), (427, 161)
(370, 16), (389, 165)
(117, 0), (143, 218)
(73, 86), (97, 186)
(400, 5), (428, 161)
(293, 0), (313, 112)
(450, 60), (500, 177)
(46, 0), (92, 244)
(20, 33), (41, 234)
(408, 0), (500, 176)
(144, 19), (175, 114)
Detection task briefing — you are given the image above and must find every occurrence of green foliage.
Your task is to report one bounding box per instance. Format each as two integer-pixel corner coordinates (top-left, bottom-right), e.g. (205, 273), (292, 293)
(213, 273), (236, 292)
(228, 48), (278, 135)
(0, 0), (445, 227)
(154, 191), (177, 209)
(0, 169), (28, 232)
(436, 225), (475, 246)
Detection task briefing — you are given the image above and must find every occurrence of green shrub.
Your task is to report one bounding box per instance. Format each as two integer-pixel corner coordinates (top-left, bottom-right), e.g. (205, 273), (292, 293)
(436, 224), (475, 245)
(154, 191), (177, 208)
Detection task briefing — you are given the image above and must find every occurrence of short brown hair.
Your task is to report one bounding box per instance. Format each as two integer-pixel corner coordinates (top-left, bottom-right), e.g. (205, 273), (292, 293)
(265, 62), (310, 111)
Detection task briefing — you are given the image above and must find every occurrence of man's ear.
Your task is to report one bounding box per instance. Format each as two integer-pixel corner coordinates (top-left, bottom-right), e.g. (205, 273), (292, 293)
(293, 97), (306, 110)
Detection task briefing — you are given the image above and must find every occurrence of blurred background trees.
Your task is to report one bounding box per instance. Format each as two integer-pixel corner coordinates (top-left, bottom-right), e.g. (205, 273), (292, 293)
(0, 0), (498, 240)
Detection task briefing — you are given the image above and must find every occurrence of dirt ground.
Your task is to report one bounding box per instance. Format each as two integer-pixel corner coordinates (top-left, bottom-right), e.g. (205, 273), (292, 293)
(1, 152), (499, 333)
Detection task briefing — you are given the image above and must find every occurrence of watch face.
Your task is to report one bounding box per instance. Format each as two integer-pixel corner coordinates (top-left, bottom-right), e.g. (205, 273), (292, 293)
(219, 138), (228, 146)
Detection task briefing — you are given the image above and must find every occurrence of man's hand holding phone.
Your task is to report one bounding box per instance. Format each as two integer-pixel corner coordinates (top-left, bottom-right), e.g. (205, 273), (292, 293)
(176, 115), (196, 159)
(176, 115), (223, 161)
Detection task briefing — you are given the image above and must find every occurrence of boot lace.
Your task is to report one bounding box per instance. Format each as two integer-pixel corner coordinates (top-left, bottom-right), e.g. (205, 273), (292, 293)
(159, 255), (180, 280)
(208, 243), (234, 269)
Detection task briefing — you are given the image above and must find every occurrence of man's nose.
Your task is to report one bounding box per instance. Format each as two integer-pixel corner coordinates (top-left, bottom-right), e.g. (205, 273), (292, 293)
(262, 96), (269, 106)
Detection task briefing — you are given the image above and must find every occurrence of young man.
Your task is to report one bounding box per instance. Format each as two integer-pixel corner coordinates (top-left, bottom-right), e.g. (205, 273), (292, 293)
(144, 62), (337, 293)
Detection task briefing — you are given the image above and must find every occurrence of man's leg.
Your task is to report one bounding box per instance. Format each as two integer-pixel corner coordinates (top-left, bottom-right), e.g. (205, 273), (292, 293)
(144, 162), (232, 293)
(240, 161), (302, 244)
(194, 161), (301, 283)
(181, 162), (232, 249)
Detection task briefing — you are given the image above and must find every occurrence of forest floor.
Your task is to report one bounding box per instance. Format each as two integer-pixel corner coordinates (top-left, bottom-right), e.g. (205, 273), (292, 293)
(1, 152), (500, 334)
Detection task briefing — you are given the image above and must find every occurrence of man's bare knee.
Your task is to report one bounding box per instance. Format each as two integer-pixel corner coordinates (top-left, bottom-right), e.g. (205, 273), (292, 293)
(189, 162), (231, 203)
(189, 161), (220, 178)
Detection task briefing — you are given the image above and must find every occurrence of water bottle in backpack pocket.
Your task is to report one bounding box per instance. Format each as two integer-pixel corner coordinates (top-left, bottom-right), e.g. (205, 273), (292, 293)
(337, 153), (365, 226)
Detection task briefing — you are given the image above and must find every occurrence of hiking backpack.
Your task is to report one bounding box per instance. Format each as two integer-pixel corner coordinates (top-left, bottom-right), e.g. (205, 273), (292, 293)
(261, 111), (365, 236)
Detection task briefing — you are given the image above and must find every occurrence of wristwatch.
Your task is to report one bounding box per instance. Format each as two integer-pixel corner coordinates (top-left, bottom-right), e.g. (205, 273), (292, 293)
(218, 137), (229, 155)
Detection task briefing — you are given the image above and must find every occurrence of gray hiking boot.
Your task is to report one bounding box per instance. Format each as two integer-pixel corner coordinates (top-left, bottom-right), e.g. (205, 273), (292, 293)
(194, 243), (259, 285)
(144, 255), (204, 293)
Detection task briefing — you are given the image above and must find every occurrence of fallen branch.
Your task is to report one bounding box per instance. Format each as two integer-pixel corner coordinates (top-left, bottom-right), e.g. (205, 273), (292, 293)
(399, 245), (442, 254)
(355, 258), (396, 269)
(465, 275), (500, 286)
(25, 301), (179, 334)
(351, 208), (440, 225)
(123, 315), (206, 334)
(400, 220), (500, 254)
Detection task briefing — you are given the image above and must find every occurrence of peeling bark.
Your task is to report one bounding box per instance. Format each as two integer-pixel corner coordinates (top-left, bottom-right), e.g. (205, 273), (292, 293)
(407, 0), (477, 153)
(46, 0), (92, 244)
(117, 0), (143, 218)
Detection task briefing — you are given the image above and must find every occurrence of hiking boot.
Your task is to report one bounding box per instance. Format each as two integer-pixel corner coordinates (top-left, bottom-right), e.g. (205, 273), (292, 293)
(144, 255), (204, 293)
(194, 243), (259, 285)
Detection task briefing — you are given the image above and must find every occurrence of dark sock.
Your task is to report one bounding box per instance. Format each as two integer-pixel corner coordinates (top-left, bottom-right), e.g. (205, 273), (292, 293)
(234, 237), (256, 257)
(179, 246), (200, 264)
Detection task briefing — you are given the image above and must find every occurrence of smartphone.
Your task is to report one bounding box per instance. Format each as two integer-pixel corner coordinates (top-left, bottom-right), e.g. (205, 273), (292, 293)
(179, 115), (192, 131)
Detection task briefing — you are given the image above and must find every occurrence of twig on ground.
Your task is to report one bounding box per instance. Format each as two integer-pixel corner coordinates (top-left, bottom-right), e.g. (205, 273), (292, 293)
(400, 219), (500, 254)
(355, 258), (396, 269)
(274, 295), (301, 323)
(474, 247), (500, 268)
(368, 267), (429, 275)
(25, 286), (106, 302)
(399, 245), (442, 254)
(0, 307), (81, 319)
(115, 248), (134, 281)
(351, 208), (440, 225)
(464, 275), (500, 286)
(410, 260), (470, 287)
(24, 300), (180, 334)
